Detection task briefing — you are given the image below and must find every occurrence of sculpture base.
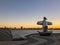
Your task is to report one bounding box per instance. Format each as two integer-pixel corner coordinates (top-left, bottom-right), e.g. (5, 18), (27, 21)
(37, 31), (52, 36)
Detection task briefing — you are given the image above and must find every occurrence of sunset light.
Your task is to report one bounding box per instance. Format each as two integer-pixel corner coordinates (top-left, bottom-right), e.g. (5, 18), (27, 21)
(0, 0), (60, 28)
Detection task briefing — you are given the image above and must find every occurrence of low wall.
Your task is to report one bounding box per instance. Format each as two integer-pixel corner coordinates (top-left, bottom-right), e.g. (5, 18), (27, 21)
(0, 29), (12, 41)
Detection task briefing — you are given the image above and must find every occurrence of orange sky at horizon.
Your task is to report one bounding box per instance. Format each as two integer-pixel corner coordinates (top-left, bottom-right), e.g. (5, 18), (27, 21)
(0, 22), (60, 28)
(0, 18), (60, 28)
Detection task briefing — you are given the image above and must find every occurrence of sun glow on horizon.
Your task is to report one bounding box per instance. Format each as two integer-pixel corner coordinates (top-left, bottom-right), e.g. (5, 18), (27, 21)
(0, 23), (60, 28)
(0, 17), (60, 28)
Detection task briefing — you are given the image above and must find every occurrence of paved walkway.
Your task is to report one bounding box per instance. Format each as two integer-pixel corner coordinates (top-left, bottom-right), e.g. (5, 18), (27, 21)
(20, 33), (60, 45)
(0, 33), (60, 45)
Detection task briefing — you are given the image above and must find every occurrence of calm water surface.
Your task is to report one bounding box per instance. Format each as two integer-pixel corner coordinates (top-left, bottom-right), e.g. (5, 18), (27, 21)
(11, 30), (60, 38)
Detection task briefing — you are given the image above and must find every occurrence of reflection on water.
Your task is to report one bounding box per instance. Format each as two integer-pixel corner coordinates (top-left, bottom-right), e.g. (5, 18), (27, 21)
(11, 30), (60, 39)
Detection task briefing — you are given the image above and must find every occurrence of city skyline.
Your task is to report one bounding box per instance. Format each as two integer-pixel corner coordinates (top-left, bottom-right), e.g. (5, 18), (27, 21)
(0, 0), (60, 28)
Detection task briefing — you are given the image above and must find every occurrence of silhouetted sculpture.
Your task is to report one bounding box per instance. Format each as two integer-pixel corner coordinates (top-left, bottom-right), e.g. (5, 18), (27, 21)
(43, 17), (48, 32)
(37, 17), (52, 36)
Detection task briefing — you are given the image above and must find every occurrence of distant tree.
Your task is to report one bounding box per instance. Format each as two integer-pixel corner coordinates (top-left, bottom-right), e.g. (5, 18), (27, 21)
(14, 27), (16, 29)
(4, 26), (7, 29)
(21, 26), (23, 29)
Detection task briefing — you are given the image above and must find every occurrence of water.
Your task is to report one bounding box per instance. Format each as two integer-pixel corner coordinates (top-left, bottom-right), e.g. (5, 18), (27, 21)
(11, 30), (60, 39)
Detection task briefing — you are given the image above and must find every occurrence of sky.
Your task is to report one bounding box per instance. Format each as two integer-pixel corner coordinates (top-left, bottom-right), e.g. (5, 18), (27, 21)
(0, 0), (60, 28)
